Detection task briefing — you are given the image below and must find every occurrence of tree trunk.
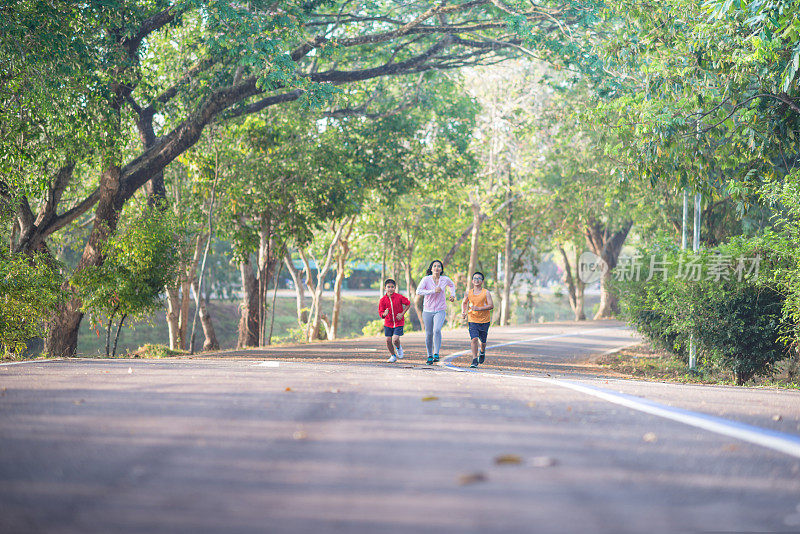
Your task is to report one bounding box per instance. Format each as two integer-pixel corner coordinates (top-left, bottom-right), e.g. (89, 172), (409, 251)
(404, 266), (424, 331)
(585, 219), (633, 319)
(112, 313), (127, 358)
(191, 277), (219, 351)
(165, 283), (182, 350)
(501, 183), (513, 325)
(302, 219), (349, 341)
(179, 234), (202, 350)
(44, 166), (122, 357)
(558, 245), (586, 321)
(330, 221), (354, 340)
(237, 256), (259, 348)
(257, 216), (271, 346)
(284, 252), (306, 325)
(466, 191), (482, 294)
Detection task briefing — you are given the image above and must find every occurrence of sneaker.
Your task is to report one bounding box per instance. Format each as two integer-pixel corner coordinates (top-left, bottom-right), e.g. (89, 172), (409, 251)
(478, 351), (485, 364)
(426, 355), (434, 365)
(433, 354), (440, 363)
(397, 346), (404, 359)
(470, 358), (479, 368)
(387, 355), (397, 363)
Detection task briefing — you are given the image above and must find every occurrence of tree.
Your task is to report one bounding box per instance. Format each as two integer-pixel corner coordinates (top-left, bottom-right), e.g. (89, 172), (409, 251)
(72, 207), (182, 357)
(4, 0), (598, 356)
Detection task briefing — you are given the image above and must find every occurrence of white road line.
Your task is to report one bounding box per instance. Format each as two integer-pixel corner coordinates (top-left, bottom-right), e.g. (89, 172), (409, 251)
(442, 329), (800, 460)
(0, 358), (63, 367)
(442, 326), (624, 364)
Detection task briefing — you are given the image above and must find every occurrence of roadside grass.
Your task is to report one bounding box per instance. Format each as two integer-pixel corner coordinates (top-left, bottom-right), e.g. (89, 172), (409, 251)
(597, 343), (800, 390)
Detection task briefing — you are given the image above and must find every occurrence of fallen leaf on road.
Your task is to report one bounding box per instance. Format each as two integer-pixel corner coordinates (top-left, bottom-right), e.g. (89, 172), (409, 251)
(1, 387), (6, 397)
(421, 396), (439, 401)
(530, 456), (558, 468)
(773, 414), (783, 422)
(527, 401), (536, 408)
(293, 431), (308, 440)
(722, 444), (740, 452)
(329, 388), (340, 393)
(73, 399), (84, 405)
(494, 454), (523, 465)
(643, 432), (658, 443)
(458, 472), (487, 485)
(566, 406), (572, 412)
(285, 387), (292, 392)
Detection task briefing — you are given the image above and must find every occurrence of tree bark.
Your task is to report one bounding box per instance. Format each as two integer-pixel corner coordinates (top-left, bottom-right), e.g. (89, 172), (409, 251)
(44, 165), (122, 357)
(501, 179), (513, 326)
(466, 191), (482, 294)
(585, 219), (633, 320)
(403, 262), (424, 331)
(237, 256), (259, 348)
(301, 220), (348, 341)
(330, 218), (355, 340)
(191, 277), (219, 351)
(165, 282), (182, 350)
(112, 313), (127, 358)
(179, 234), (201, 349)
(558, 245), (586, 321)
(284, 252), (306, 325)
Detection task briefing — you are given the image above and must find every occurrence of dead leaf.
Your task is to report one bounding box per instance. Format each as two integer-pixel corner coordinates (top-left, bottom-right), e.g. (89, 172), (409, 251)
(773, 414), (782, 422)
(530, 456), (558, 468)
(292, 430), (308, 440)
(494, 454), (523, 465)
(421, 396), (439, 402)
(73, 399), (84, 405)
(643, 432), (657, 443)
(527, 401), (536, 408)
(458, 472), (487, 485)
(285, 387), (292, 392)
(329, 388), (340, 393)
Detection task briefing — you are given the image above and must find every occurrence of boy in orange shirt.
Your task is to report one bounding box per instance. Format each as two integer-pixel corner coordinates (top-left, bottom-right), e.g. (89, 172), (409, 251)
(461, 271), (494, 368)
(378, 279), (410, 363)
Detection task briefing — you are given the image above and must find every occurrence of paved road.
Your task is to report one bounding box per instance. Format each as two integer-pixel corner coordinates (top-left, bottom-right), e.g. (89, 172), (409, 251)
(1, 322), (800, 533)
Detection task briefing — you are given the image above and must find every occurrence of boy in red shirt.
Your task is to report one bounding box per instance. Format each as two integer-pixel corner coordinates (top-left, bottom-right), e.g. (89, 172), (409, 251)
(378, 279), (410, 363)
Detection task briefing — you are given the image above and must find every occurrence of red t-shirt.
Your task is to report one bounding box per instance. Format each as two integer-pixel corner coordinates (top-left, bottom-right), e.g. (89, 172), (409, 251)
(378, 293), (411, 327)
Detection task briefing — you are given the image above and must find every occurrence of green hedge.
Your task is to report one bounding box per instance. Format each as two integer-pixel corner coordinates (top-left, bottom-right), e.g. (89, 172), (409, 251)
(613, 234), (793, 384)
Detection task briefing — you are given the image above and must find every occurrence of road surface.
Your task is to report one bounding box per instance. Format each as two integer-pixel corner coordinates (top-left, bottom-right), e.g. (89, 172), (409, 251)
(1, 321), (799, 533)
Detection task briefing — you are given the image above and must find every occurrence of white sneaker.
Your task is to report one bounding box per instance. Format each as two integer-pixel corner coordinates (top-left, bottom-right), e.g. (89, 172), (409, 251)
(387, 355), (397, 363)
(396, 346), (404, 359)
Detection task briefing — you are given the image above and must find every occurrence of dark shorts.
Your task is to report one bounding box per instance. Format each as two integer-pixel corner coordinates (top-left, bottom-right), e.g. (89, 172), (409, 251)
(384, 325), (404, 337)
(468, 321), (490, 343)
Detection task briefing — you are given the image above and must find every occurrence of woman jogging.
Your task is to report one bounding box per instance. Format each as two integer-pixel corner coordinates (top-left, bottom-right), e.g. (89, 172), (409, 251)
(416, 260), (457, 365)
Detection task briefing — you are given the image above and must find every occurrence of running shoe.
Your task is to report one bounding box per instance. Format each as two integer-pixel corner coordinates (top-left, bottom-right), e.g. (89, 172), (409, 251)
(478, 351), (485, 364)
(470, 358), (479, 368)
(433, 354), (440, 363)
(387, 355), (397, 363)
(397, 346), (404, 359)
(426, 355), (434, 365)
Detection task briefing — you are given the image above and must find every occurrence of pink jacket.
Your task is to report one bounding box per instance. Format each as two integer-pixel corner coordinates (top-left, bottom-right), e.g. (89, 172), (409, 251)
(416, 275), (456, 312)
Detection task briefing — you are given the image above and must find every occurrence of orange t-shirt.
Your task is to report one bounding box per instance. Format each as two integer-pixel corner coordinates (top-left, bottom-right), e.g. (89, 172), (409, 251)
(467, 288), (491, 323)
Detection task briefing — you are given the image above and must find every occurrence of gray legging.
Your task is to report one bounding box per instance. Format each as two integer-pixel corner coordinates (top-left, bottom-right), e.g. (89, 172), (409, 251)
(422, 310), (447, 357)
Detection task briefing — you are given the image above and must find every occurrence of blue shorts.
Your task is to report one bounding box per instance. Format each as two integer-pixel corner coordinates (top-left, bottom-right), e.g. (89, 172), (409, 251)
(384, 325), (404, 337)
(468, 322), (490, 343)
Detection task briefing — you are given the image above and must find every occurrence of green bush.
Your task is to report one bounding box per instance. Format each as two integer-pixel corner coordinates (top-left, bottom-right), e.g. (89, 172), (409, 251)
(362, 319), (384, 337)
(614, 235), (791, 384)
(0, 250), (64, 357)
(131, 344), (186, 359)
